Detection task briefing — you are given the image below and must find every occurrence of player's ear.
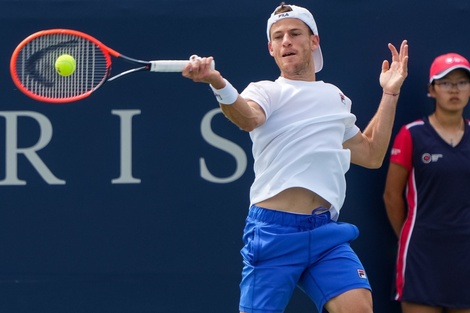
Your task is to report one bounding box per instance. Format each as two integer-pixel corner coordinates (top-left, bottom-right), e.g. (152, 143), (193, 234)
(268, 42), (274, 57)
(311, 34), (320, 52)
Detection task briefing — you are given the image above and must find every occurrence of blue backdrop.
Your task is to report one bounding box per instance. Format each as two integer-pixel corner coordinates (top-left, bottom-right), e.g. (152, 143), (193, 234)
(1, 1), (469, 312)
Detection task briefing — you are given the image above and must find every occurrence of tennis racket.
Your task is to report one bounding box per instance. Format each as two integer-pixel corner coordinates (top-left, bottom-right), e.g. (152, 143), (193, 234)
(10, 28), (215, 103)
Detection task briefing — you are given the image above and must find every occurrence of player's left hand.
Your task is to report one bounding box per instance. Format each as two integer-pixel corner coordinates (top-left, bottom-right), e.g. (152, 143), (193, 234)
(380, 40), (409, 95)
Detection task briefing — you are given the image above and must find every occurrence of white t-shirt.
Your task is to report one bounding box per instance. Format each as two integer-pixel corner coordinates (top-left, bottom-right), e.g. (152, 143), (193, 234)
(240, 77), (360, 220)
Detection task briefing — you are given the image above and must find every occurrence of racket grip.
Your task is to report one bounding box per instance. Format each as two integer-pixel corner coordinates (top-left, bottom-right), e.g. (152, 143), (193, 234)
(149, 56), (215, 72)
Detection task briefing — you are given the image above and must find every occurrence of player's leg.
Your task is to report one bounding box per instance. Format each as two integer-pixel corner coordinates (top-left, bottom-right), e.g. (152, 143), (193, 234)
(401, 302), (442, 313)
(239, 261), (300, 313)
(239, 206), (310, 313)
(298, 222), (371, 313)
(324, 288), (373, 313)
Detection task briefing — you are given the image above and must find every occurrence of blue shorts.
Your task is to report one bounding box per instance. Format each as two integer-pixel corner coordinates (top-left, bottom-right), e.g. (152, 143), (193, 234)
(239, 206), (371, 313)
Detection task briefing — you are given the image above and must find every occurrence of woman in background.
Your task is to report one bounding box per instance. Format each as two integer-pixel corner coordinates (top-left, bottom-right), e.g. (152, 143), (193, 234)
(383, 53), (470, 313)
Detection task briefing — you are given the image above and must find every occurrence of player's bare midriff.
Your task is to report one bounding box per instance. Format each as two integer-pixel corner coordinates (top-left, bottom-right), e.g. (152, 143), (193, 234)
(255, 187), (331, 215)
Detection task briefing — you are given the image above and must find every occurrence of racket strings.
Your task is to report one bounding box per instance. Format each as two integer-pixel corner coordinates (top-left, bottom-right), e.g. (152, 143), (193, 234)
(14, 33), (109, 100)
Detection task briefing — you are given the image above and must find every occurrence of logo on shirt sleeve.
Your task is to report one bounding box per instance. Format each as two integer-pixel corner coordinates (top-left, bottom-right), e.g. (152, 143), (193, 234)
(391, 148), (401, 156)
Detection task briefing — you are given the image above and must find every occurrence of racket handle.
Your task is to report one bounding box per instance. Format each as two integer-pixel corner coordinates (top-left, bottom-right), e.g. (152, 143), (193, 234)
(149, 56), (215, 72)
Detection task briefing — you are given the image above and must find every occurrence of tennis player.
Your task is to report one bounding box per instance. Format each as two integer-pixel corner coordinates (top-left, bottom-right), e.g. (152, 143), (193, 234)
(183, 3), (408, 313)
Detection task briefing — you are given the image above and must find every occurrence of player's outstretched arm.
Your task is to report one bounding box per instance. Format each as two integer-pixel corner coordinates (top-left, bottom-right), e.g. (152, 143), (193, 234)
(344, 40), (409, 168)
(182, 57), (265, 131)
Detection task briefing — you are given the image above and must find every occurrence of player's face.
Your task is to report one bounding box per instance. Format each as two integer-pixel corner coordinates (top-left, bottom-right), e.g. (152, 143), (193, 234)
(429, 69), (470, 112)
(268, 18), (319, 80)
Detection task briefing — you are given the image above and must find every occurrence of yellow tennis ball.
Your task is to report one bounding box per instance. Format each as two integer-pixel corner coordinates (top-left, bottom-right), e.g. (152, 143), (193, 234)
(55, 54), (76, 76)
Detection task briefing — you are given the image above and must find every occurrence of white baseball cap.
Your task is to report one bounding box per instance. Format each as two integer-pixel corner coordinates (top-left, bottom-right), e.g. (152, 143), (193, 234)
(266, 4), (323, 73)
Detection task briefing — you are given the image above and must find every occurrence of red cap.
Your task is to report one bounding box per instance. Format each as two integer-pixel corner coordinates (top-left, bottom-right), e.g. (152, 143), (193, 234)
(429, 53), (470, 83)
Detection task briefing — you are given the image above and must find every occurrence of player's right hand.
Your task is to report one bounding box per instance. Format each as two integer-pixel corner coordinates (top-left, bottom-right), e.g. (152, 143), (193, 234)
(182, 56), (223, 87)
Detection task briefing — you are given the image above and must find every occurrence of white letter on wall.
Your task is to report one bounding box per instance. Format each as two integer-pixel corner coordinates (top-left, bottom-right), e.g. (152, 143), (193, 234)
(200, 108), (247, 183)
(0, 111), (65, 185)
(111, 110), (141, 184)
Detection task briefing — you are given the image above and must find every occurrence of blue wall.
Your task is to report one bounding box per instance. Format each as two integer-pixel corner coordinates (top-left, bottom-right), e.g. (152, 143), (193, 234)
(1, 1), (469, 312)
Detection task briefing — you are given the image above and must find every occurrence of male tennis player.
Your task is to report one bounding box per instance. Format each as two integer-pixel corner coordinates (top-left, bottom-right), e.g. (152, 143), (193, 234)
(183, 3), (408, 313)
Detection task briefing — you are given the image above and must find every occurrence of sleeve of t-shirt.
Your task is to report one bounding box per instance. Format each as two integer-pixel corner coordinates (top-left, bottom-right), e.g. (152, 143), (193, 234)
(390, 125), (413, 171)
(343, 124), (360, 143)
(240, 81), (279, 120)
(333, 86), (360, 142)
